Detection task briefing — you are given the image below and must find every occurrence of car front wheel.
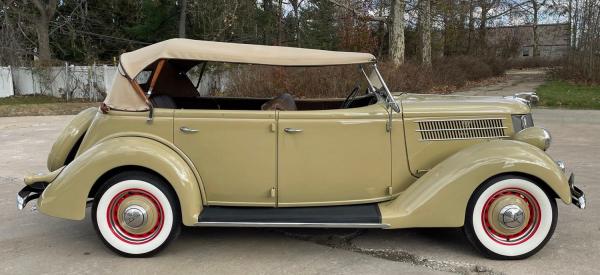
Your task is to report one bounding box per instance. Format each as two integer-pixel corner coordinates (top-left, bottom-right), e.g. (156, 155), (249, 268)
(464, 175), (557, 260)
(92, 171), (181, 257)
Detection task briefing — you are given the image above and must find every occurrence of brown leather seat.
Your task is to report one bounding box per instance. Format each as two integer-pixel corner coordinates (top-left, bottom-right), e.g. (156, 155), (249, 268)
(261, 93), (297, 111)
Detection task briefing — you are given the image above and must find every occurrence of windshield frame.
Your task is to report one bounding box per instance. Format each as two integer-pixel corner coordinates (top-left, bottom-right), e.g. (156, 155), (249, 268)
(359, 64), (401, 113)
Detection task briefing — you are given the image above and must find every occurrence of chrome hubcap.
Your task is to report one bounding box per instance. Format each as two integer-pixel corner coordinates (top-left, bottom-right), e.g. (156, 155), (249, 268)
(107, 188), (164, 244)
(123, 205), (147, 229)
(498, 204), (524, 229)
(482, 188), (541, 245)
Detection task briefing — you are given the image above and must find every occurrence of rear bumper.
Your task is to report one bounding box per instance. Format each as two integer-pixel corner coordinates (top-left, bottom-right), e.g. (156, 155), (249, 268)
(18, 168), (64, 210)
(569, 173), (586, 209)
(16, 184), (47, 210)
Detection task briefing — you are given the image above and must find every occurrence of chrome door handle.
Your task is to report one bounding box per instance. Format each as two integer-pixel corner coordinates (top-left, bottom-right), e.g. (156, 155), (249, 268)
(284, 128), (303, 133)
(179, 126), (199, 133)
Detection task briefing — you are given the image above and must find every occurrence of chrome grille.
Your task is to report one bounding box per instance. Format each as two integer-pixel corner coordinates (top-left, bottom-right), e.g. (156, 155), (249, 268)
(416, 118), (508, 141)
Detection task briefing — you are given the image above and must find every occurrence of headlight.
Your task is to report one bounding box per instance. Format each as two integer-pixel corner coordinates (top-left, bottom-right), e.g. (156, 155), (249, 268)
(512, 114), (534, 132)
(514, 127), (551, 151)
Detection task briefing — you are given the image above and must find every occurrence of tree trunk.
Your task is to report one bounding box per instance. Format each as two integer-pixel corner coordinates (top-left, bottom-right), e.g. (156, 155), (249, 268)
(290, 0), (301, 46)
(443, 14), (449, 57)
(479, 9), (488, 54)
(532, 0), (547, 57)
(377, 1), (386, 57)
(467, 0), (475, 54)
(30, 0), (57, 63)
(389, 0), (405, 66)
(568, 0), (573, 47)
(276, 0), (283, 45)
(418, 0), (432, 65)
(178, 0), (187, 38)
(573, 0), (579, 49)
(532, 1), (540, 57)
(262, 0), (273, 44)
(35, 16), (51, 62)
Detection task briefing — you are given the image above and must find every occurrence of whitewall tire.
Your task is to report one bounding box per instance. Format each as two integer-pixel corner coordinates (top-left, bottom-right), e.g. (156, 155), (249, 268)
(92, 171), (181, 257)
(464, 175), (557, 259)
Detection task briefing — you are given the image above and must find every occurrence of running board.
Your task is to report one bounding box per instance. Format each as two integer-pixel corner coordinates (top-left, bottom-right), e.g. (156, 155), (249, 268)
(195, 204), (389, 229)
(194, 222), (389, 228)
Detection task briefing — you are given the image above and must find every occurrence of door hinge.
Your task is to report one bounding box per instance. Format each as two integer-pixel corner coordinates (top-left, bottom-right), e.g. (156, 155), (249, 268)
(416, 169), (429, 176)
(387, 186), (393, 195)
(270, 123), (276, 132)
(270, 187), (277, 198)
(386, 104), (393, 132)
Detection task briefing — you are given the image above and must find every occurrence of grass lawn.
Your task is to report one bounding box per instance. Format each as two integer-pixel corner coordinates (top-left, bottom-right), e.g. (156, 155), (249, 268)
(0, 95), (99, 117)
(536, 80), (600, 109)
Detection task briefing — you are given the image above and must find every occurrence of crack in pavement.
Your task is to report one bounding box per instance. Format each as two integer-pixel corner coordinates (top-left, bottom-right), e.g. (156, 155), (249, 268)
(274, 229), (504, 275)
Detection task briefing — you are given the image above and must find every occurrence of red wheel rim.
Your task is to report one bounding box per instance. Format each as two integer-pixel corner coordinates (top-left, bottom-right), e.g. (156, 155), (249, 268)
(481, 187), (541, 246)
(106, 188), (164, 245)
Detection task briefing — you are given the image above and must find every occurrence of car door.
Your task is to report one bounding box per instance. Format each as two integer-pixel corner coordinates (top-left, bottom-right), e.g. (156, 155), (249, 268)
(174, 109), (277, 206)
(277, 104), (392, 206)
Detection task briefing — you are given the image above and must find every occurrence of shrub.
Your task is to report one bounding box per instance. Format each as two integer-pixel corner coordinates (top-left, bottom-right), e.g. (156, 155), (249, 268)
(551, 53), (600, 84)
(508, 57), (560, 69)
(217, 55), (508, 98)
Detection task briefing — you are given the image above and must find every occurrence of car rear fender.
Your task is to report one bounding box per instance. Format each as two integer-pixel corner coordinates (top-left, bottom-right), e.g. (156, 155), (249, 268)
(379, 139), (570, 229)
(37, 136), (203, 226)
(47, 107), (98, 171)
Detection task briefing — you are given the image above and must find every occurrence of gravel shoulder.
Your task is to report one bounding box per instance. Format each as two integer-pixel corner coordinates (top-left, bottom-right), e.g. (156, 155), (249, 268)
(455, 69), (547, 97)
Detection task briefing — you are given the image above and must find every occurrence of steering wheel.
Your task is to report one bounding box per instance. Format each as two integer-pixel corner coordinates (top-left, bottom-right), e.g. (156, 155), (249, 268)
(341, 85), (360, 109)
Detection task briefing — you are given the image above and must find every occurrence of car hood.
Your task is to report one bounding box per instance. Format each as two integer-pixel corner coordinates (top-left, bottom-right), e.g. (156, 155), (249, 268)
(396, 93), (531, 118)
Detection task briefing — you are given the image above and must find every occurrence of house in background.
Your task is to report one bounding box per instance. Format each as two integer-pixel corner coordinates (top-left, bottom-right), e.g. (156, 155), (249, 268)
(487, 23), (570, 60)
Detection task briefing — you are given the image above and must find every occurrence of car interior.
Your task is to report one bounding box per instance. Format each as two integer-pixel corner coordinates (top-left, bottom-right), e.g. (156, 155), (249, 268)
(139, 59), (379, 111)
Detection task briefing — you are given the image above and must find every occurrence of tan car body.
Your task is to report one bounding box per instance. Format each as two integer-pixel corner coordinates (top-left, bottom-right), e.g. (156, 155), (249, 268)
(27, 94), (572, 228)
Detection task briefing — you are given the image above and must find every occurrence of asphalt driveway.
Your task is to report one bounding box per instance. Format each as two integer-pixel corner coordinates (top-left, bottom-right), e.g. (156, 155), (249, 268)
(0, 107), (598, 274)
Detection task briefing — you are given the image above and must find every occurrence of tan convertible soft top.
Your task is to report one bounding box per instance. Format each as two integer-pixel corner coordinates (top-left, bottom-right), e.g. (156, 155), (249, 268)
(104, 39), (377, 111)
(121, 38), (376, 77)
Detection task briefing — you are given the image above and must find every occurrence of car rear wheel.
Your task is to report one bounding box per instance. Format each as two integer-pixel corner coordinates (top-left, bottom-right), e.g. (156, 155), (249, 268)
(92, 171), (181, 257)
(464, 175), (557, 260)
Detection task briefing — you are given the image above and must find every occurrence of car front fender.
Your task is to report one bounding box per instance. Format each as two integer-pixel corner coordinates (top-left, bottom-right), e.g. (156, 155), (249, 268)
(379, 139), (570, 229)
(37, 136), (203, 226)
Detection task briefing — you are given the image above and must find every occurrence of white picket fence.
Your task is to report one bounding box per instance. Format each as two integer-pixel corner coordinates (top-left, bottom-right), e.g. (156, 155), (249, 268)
(0, 64), (117, 100)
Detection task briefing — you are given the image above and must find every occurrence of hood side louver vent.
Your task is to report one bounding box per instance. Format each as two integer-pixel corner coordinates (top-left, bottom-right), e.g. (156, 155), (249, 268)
(417, 118), (508, 141)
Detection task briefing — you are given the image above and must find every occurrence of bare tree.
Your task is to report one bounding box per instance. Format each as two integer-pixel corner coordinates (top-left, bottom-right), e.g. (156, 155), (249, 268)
(467, 0), (476, 53)
(1, 0), (27, 65)
(477, 0), (501, 52)
(418, 0), (432, 65)
(277, 0), (283, 45)
(531, 0), (548, 56)
(289, 0), (304, 46)
(390, 0), (405, 65)
(28, 0), (57, 63)
(572, 0), (579, 48)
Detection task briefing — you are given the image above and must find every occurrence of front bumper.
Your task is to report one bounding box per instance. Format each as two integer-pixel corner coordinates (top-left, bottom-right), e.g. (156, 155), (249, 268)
(569, 173), (586, 209)
(16, 183), (47, 210)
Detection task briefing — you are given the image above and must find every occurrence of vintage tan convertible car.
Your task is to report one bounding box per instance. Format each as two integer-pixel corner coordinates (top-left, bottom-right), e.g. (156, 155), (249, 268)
(17, 39), (585, 259)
